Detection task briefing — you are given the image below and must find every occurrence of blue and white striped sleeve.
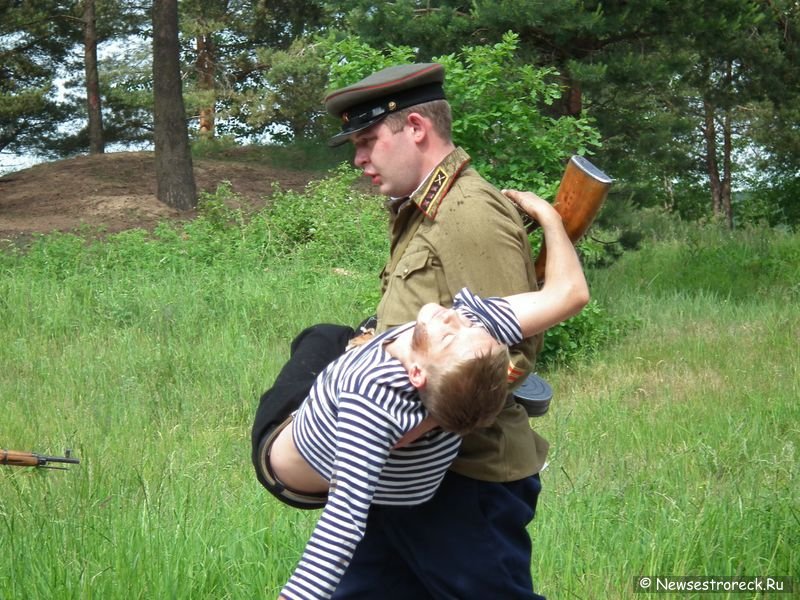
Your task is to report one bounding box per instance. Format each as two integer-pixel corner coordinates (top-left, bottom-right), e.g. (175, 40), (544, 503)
(453, 288), (523, 346)
(281, 396), (401, 600)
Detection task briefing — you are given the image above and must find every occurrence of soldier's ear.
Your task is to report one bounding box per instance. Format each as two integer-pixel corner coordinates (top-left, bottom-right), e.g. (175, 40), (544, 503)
(406, 113), (428, 141)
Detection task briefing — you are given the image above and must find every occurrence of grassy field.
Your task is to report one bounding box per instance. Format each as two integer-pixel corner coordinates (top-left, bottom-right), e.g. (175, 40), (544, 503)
(1, 210), (797, 598)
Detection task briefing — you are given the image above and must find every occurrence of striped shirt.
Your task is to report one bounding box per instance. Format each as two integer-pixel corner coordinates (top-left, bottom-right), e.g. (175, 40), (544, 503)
(282, 289), (523, 599)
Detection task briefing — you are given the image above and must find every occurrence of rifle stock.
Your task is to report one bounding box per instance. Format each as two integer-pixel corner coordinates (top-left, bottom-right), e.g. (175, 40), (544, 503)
(1, 449), (80, 470)
(530, 156), (613, 283)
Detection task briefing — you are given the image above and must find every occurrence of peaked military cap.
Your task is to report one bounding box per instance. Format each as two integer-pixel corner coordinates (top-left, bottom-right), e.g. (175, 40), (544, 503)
(324, 63), (446, 147)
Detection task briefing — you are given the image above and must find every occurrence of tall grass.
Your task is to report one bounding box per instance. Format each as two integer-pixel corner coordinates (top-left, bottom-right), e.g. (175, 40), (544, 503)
(1, 244), (370, 599)
(531, 225), (799, 598)
(1, 202), (797, 598)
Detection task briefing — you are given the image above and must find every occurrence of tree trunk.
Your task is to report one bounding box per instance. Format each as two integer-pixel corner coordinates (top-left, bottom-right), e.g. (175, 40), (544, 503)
(549, 73), (583, 118)
(702, 99), (723, 218)
(152, 0), (197, 210)
(196, 34), (215, 137)
(720, 62), (734, 229)
(83, 0), (104, 154)
(563, 75), (583, 117)
(721, 106), (734, 229)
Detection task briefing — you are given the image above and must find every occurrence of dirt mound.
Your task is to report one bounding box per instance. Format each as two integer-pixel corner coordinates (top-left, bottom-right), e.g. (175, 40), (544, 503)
(0, 151), (318, 239)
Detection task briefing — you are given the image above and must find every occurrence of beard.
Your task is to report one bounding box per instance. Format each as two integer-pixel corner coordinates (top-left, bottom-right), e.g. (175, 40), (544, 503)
(411, 321), (429, 353)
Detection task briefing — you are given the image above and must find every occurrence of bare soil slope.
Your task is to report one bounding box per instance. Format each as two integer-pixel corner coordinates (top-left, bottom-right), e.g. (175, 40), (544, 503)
(0, 152), (318, 239)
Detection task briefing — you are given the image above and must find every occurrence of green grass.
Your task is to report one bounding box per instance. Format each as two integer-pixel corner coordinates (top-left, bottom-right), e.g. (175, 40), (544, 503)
(533, 293), (798, 598)
(1, 212), (797, 598)
(1, 251), (370, 599)
(191, 138), (352, 173)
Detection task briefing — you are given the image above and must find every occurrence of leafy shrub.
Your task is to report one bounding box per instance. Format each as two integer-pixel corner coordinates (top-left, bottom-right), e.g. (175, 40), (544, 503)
(739, 167), (800, 229)
(538, 300), (635, 369)
(197, 181), (246, 231)
(9, 232), (88, 277)
(322, 32), (601, 193)
(439, 33), (601, 192)
(264, 163), (388, 270)
(734, 189), (791, 229)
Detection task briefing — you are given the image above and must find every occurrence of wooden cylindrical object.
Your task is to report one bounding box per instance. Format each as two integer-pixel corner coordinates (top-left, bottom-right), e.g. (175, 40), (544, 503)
(533, 155), (613, 283)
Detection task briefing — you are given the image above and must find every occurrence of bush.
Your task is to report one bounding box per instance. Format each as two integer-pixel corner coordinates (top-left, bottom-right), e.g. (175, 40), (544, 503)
(322, 32), (601, 193)
(538, 300), (635, 369)
(439, 33), (601, 192)
(264, 163), (388, 270)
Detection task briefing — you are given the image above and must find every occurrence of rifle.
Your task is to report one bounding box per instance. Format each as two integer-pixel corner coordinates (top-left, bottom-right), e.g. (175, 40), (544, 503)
(1, 448), (80, 470)
(513, 156), (613, 418)
(524, 155), (614, 283)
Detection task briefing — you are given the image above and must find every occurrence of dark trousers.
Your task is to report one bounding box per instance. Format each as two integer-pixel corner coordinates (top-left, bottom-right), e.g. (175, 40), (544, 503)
(250, 323), (353, 494)
(331, 470), (546, 600)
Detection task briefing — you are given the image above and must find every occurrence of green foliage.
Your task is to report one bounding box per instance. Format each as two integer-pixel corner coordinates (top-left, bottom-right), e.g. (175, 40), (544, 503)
(0, 0), (153, 157)
(264, 163), (388, 270)
(578, 229), (627, 269)
(733, 189), (787, 228)
(4, 0), (799, 230)
(538, 300), (636, 369)
(189, 140), (349, 172)
(0, 0), (77, 156)
(0, 165), (389, 275)
(736, 178), (800, 230)
(0, 161), (625, 367)
(539, 210), (800, 368)
(340, 0), (473, 58)
(522, 224), (632, 369)
(97, 45), (156, 148)
(334, 0), (800, 226)
(31, 175), (367, 280)
(3, 209), (797, 599)
(322, 32), (601, 192)
(196, 180), (246, 230)
(230, 37), (333, 143)
(190, 135), (240, 159)
(174, 1), (331, 142)
(323, 35), (418, 89)
(439, 32), (601, 192)
(614, 204), (691, 244)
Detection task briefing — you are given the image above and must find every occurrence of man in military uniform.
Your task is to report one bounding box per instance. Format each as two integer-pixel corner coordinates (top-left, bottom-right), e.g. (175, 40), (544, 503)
(323, 63), (549, 599)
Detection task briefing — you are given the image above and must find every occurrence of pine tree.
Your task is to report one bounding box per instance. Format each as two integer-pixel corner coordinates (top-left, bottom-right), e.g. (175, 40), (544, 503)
(152, 0), (196, 210)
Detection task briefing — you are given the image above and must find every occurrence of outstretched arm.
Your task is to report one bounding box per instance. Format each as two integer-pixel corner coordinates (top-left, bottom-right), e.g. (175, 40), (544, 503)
(500, 190), (590, 338)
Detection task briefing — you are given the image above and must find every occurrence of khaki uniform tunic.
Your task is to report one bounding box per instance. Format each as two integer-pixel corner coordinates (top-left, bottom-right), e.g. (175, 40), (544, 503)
(375, 148), (549, 481)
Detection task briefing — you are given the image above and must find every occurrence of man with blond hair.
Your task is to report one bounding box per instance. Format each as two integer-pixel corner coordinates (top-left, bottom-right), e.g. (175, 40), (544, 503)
(254, 189), (587, 600)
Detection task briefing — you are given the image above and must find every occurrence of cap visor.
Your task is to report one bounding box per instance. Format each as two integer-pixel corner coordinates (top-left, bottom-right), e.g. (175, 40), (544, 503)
(327, 132), (352, 147)
(327, 119), (384, 147)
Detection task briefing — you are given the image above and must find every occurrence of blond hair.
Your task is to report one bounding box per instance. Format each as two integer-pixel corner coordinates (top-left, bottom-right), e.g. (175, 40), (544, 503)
(383, 99), (453, 142)
(419, 345), (510, 436)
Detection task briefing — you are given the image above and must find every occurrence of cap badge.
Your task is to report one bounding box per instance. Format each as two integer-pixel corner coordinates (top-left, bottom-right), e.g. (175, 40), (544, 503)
(341, 112), (350, 124)
(388, 101), (397, 111)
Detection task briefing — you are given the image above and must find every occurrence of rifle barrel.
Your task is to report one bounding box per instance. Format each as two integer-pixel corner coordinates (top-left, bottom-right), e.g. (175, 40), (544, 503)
(41, 454), (81, 465)
(1, 449), (80, 467)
